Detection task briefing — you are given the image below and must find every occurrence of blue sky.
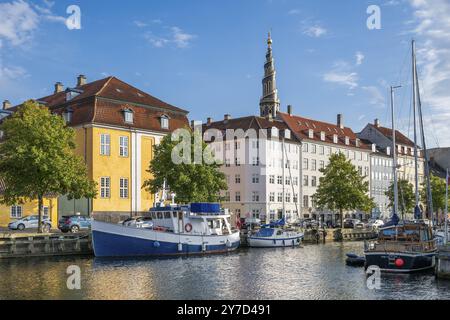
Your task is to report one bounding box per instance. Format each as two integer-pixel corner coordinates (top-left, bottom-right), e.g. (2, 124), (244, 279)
(1, 0), (449, 147)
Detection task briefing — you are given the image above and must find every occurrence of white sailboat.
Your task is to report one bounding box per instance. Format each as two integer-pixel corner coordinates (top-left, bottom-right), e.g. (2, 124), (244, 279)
(247, 132), (304, 248)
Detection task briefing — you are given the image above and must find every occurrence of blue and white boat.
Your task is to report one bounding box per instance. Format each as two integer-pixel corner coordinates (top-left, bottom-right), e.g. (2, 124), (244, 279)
(91, 202), (240, 257)
(247, 218), (304, 248)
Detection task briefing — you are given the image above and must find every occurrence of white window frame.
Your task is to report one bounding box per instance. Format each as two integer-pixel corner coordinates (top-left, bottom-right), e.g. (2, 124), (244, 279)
(100, 177), (111, 198)
(10, 205), (23, 218)
(120, 178), (129, 199)
(124, 110), (134, 123)
(100, 134), (111, 156)
(161, 116), (169, 129)
(119, 136), (129, 157)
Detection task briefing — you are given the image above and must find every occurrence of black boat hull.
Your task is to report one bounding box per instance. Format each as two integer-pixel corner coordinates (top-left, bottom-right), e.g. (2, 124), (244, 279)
(364, 251), (437, 273)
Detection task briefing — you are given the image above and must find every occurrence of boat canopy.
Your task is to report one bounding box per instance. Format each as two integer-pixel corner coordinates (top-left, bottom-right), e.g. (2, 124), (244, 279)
(262, 218), (286, 228)
(254, 228), (275, 237)
(190, 203), (221, 214)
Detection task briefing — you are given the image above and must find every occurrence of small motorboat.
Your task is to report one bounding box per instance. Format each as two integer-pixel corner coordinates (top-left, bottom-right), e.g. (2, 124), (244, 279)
(247, 218), (304, 248)
(346, 253), (366, 267)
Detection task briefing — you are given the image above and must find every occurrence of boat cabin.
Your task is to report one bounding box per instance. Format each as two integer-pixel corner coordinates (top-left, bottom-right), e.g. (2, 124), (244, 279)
(149, 203), (233, 236)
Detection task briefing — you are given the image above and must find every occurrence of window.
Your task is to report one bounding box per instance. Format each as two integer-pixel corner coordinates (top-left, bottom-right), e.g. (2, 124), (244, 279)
(311, 144), (317, 154)
(252, 174), (259, 184)
(269, 192), (275, 202)
(235, 174), (241, 184)
(319, 145), (324, 155)
(252, 157), (260, 166)
(235, 192), (241, 202)
(252, 209), (260, 219)
(235, 141), (240, 150)
(235, 158), (241, 166)
(63, 108), (73, 123)
(43, 206), (49, 217)
(285, 177), (291, 185)
(120, 178), (129, 198)
(311, 159), (317, 171)
(269, 175), (275, 184)
(303, 195), (309, 208)
(277, 176), (283, 185)
(100, 177), (111, 198)
(303, 175), (309, 186)
(303, 143), (309, 153)
(286, 193), (291, 203)
(303, 158), (309, 170)
(225, 159), (231, 167)
(293, 193), (298, 203)
(124, 109), (133, 123)
(319, 160), (325, 170)
(252, 192), (260, 202)
(100, 134), (110, 156)
(311, 176), (317, 187)
(119, 136), (129, 157)
(161, 116), (169, 129)
(293, 177), (298, 186)
(10, 206), (22, 218)
(225, 192), (230, 202)
(277, 193), (283, 202)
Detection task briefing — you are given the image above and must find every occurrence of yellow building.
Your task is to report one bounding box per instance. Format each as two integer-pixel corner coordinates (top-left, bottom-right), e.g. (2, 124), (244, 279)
(0, 75), (189, 226)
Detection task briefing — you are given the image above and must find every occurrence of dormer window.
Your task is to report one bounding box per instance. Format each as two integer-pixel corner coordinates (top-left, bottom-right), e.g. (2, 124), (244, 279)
(123, 108), (134, 123)
(308, 129), (314, 139)
(345, 136), (350, 145)
(355, 138), (360, 147)
(65, 88), (82, 101)
(62, 107), (73, 123)
(161, 115), (169, 129)
(320, 131), (325, 141)
(333, 134), (338, 144)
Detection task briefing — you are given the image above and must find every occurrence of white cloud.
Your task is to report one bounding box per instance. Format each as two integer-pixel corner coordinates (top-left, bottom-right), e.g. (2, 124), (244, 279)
(288, 9), (300, 15)
(144, 26), (196, 49)
(324, 72), (359, 89)
(134, 20), (148, 28)
(355, 51), (365, 66)
(362, 86), (386, 108)
(303, 25), (327, 38)
(0, 0), (39, 46)
(407, 0), (450, 146)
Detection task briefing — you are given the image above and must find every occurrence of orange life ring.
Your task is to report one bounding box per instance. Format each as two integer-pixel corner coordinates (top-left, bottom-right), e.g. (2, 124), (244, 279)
(185, 223), (193, 233)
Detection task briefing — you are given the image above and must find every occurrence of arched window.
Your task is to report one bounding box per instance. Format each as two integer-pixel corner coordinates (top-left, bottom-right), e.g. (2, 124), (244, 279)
(160, 115), (169, 129)
(123, 108), (134, 123)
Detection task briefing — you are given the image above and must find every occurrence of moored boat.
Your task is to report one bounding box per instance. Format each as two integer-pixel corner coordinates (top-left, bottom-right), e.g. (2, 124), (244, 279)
(247, 219), (304, 248)
(92, 202), (240, 257)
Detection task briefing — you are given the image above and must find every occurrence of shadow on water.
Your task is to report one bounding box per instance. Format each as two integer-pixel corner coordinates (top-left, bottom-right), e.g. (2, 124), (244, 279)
(0, 242), (449, 300)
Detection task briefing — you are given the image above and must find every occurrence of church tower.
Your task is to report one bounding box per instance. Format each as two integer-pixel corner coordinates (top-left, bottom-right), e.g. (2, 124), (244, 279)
(259, 32), (281, 118)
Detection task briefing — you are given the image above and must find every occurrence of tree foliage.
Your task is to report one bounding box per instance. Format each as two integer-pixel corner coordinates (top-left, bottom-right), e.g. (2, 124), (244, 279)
(421, 174), (449, 213)
(143, 128), (227, 204)
(0, 101), (97, 232)
(313, 152), (374, 227)
(385, 179), (415, 217)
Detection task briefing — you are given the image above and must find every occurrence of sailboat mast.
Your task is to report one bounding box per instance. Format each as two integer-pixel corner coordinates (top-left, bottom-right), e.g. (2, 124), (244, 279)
(415, 64), (434, 226)
(412, 40), (420, 209)
(282, 136), (286, 221)
(391, 86), (401, 219)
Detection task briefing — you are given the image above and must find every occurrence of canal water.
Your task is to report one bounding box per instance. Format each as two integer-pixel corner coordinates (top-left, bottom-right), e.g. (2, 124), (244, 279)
(0, 241), (449, 300)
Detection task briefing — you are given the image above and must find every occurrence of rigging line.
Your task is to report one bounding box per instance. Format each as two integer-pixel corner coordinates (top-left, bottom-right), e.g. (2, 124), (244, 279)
(415, 66), (441, 148)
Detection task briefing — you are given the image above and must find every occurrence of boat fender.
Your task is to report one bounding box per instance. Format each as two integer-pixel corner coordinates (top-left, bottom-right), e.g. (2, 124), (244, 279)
(226, 239), (232, 248)
(395, 258), (404, 268)
(153, 241), (160, 248)
(202, 243), (207, 252)
(178, 243), (183, 252)
(185, 223), (193, 233)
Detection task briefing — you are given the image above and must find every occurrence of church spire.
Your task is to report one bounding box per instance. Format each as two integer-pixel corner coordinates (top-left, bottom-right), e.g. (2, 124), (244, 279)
(260, 32), (280, 118)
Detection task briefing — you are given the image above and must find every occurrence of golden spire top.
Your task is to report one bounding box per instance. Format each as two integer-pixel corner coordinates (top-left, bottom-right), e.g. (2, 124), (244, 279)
(267, 31), (272, 46)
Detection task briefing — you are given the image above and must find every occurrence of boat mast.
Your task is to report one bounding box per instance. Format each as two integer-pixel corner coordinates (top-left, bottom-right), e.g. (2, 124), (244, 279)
(412, 40), (420, 217)
(415, 61), (434, 227)
(446, 168), (449, 244)
(391, 85), (402, 221)
(282, 135), (286, 221)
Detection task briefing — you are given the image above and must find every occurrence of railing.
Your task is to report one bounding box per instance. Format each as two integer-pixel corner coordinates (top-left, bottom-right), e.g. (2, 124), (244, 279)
(364, 239), (437, 254)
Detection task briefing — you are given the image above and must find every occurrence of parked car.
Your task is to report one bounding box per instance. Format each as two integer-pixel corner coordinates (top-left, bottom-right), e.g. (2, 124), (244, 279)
(354, 221), (366, 229)
(343, 219), (361, 229)
(58, 215), (92, 233)
(119, 216), (153, 229)
(8, 215), (52, 232)
(367, 219), (385, 229)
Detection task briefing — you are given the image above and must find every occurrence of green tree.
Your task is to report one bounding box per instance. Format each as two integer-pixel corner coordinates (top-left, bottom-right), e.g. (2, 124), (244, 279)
(0, 100), (97, 233)
(143, 128), (227, 204)
(420, 174), (448, 214)
(385, 179), (415, 218)
(312, 152), (374, 228)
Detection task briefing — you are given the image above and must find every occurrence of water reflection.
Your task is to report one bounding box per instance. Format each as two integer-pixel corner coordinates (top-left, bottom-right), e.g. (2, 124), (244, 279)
(0, 242), (449, 300)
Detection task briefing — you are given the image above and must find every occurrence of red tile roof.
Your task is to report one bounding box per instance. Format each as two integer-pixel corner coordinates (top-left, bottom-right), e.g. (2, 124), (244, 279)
(371, 124), (415, 147)
(7, 76), (189, 133)
(278, 112), (371, 150)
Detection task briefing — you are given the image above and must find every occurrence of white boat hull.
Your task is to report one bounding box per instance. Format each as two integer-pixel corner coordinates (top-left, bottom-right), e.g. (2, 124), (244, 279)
(248, 233), (303, 248)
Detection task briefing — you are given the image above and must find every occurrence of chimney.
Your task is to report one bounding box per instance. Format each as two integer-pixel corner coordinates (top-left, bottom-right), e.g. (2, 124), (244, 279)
(2, 100), (12, 110)
(337, 114), (344, 129)
(77, 75), (87, 87)
(207, 117), (213, 125)
(287, 105), (293, 116)
(54, 82), (64, 94)
(374, 118), (380, 127)
(224, 114), (231, 121)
